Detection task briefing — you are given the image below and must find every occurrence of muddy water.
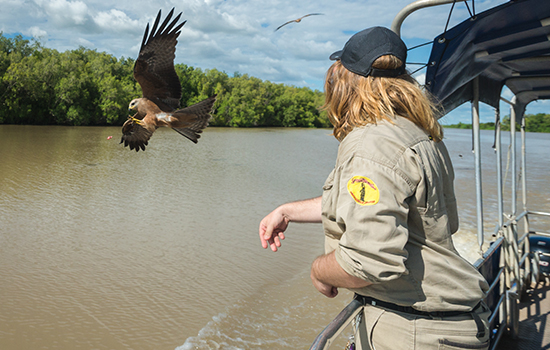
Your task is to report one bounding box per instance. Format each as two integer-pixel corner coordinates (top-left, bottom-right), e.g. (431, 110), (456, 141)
(0, 125), (548, 349)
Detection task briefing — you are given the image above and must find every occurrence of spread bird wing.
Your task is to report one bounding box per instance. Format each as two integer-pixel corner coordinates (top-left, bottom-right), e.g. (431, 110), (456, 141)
(134, 8), (186, 111)
(120, 116), (156, 152)
(171, 95), (217, 143)
(275, 13), (324, 31)
(275, 20), (296, 31)
(301, 13), (323, 19)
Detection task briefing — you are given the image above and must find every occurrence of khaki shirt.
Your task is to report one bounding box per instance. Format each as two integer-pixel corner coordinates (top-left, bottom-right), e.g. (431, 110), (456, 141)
(322, 116), (489, 312)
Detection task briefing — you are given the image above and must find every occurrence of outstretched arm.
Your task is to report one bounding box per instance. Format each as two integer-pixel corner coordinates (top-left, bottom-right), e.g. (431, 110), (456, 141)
(259, 196), (322, 252)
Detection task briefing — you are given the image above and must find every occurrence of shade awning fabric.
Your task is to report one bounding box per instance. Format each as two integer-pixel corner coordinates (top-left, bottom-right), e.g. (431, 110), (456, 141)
(425, 0), (550, 118)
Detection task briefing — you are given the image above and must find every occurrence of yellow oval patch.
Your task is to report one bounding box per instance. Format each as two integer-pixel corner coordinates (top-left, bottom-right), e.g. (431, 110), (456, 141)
(347, 176), (379, 206)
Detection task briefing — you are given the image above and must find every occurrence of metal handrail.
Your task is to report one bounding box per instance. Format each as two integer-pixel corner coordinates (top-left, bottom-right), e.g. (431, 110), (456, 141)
(390, 0), (468, 35)
(309, 299), (363, 350)
(488, 294), (505, 330)
(486, 269), (503, 296)
(500, 210), (550, 295)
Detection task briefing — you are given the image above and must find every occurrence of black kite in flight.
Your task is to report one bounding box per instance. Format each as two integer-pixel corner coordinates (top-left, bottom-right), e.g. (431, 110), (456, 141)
(121, 8), (216, 152)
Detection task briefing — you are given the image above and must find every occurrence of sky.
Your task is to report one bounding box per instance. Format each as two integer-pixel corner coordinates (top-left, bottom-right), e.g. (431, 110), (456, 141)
(1, 0), (548, 125)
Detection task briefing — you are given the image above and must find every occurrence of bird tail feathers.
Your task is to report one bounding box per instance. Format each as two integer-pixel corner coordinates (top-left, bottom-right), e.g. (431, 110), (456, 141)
(171, 95), (217, 143)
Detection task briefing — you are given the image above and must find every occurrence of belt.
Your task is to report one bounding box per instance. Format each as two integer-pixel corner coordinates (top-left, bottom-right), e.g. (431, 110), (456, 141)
(354, 294), (486, 338)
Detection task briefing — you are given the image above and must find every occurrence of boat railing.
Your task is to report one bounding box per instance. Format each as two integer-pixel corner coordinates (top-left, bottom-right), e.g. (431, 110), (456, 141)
(473, 237), (506, 350)
(500, 210), (550, 293)
(496, 209), (550, 340)
(308, 299), (363, 350)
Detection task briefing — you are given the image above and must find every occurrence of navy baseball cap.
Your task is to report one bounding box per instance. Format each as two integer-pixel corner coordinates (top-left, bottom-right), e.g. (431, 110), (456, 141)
(330, 26), (407, 78)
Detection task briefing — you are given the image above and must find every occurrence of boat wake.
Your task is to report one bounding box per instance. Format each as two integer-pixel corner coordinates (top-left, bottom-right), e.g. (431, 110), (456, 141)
(176, 270), (353, 350)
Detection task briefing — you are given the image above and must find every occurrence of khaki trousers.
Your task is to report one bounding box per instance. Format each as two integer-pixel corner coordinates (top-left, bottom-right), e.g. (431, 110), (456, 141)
(354, 303), (490, 350)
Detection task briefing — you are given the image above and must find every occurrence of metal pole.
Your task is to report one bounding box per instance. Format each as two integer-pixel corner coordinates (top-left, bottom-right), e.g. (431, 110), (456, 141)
(520, 113), (527, 211)
(390, 0), (468, 35)
(495, 108), (504, 229)
(520, 110), (531, 287)
(510, 99), (517, 216)
(472, 77), (484, 250)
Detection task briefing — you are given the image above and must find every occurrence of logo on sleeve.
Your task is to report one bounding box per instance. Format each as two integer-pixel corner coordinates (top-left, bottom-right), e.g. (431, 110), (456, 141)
(347, 176), (379, 206)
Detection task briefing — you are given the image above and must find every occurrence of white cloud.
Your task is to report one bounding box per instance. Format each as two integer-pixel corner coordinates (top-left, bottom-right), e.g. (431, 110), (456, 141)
(93, 9), (140, 34)
(25, 26), (47, 39)
(76, 37), (94, 48)
(33, 0), (91, 28)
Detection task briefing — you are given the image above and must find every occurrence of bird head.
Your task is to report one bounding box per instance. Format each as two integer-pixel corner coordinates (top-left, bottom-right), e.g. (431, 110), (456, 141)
(128, 99), (141, 114)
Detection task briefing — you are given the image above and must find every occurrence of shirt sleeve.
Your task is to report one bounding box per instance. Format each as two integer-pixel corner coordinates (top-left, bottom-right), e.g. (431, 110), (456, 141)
(332, 151), (421, 283)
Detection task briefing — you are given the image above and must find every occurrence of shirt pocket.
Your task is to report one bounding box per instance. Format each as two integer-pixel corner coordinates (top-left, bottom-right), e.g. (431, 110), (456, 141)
(413, 154), (453, 243)
(419, 210), (453, 243)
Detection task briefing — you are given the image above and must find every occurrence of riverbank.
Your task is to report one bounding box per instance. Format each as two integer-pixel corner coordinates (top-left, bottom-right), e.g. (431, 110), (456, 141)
(443, 113), (550, 132)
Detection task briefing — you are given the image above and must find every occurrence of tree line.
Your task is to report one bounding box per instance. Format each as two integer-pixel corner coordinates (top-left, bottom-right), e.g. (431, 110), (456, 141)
(2, 33), (549, 131)
(0, 33), (330, 128)
(444, 113), (550, 133)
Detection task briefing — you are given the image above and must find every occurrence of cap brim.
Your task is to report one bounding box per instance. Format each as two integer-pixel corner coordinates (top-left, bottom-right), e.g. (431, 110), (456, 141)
(329, 50), (342, 61)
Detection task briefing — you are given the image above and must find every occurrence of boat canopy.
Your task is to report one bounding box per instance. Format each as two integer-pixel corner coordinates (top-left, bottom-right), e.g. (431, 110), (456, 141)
(424, 0), (550, 118)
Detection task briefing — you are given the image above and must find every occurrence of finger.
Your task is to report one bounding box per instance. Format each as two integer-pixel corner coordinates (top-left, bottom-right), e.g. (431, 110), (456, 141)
(259, 224), (269, 249)
(273, 235), (281, 248)
(263, 222), (275, 240)
(269, 239), (279, 252)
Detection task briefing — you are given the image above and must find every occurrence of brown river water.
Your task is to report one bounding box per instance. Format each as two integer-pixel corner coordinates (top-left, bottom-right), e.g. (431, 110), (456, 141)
(0, 125), (548, 349)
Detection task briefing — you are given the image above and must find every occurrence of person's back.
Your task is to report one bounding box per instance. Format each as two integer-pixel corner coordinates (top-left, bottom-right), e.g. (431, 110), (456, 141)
(322, 116), (488, 313)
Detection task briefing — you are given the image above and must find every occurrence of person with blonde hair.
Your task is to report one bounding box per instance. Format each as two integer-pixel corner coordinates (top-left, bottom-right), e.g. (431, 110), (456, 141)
(259, 26), (490, 350)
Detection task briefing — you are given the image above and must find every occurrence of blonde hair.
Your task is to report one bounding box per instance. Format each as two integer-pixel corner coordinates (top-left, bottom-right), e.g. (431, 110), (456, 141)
(322, 56), (443, 142)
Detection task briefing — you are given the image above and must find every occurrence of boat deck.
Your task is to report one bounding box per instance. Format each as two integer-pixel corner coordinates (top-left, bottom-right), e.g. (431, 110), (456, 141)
(498, 278), (550, 350)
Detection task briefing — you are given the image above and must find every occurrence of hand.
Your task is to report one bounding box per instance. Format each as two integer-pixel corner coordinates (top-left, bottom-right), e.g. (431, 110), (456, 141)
(310, 252), (369, 298)
(311, 273), (339, 298)
(259, 207), (289, 252)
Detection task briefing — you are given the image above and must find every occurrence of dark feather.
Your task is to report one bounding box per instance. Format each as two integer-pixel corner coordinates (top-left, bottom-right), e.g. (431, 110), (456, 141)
(140, 23), (149, 52)
(134, 8), (187, 111)
(120, 118), (154, 152)
(148, 9), (163, 44)
(171, 95), (217, 143)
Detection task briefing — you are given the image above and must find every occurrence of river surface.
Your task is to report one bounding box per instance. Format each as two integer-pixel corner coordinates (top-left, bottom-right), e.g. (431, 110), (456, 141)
(0, 125), (549, 349)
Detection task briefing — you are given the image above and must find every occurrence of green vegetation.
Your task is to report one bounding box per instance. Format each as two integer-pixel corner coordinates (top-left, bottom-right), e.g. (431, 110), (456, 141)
(443, 122), (495, 130)
(444, 114), (550, 133)
(3, 33), (547, 131)
(0, 33), (330, 127)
